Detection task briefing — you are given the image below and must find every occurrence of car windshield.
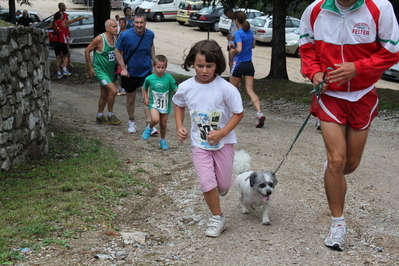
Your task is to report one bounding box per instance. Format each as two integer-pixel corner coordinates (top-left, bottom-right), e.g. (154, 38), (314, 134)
(250, 17), (266, 27)
(199, 6), (219, 14)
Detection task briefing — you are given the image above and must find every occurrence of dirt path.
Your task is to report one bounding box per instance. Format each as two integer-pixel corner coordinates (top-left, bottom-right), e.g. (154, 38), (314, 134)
(17, 80), (399, 265)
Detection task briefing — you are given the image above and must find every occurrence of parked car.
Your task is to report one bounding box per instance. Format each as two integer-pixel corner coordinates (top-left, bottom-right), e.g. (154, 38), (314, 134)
(122, 0), (144, 13)
(33, 11), (94, 45)
(188, 5), (224, 31)
(218, 8), (263, 35)
(250, 15), (300, 43)
(138, 0), (182, 22)
(285, 28), (299, 57)
(176, 0), (206, 25)
(0, 9), (42, 25)
(381, 62), (399, 82)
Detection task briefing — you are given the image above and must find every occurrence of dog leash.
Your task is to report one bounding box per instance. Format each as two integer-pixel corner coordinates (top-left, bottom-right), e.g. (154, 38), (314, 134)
(274, 67), (333, 174)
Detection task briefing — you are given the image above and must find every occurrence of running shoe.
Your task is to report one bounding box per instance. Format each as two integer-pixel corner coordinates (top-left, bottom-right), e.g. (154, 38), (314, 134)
(256, 112), (266, 128)
(128, 120), (137, 134)
(142, 125), (152, 140)
(96, 115), (109, 124)
(151, 127), (159, 135)
(159, 139), (169, 150)
(63, 70), (72, 76)
(324, 223), (347, 251)
(205, 215), (227, 237)
(57, 73), (62, 79)
(108, 114), (122, 125)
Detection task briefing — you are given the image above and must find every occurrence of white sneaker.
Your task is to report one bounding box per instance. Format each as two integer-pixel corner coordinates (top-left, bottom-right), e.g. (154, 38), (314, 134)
(128, 120), (137, 134)
(151, 127), (158, 135)
(205, 215), (226, 237)
(324, 223), (347, 251)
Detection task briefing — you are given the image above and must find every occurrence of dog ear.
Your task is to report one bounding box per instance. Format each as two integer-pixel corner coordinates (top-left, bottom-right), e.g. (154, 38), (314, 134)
(249, 172), (259, 187)
(271, 172), (278, 186)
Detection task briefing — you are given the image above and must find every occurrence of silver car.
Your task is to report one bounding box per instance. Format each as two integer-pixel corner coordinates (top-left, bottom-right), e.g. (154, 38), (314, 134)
(250, 15), (300, 43)
(285, 28), (300, 57)
(33, 11), (94, 45)
(381, 63), (399, 82)
(218, 8), (264, 35)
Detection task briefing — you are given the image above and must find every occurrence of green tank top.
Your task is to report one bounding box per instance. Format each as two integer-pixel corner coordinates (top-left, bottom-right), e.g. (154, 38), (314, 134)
(93, 33), (116, 77)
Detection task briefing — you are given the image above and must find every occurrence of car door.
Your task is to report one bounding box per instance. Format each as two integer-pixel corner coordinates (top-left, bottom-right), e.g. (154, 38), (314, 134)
(159, 0), (177, 20)
(78, 14), (94, 44)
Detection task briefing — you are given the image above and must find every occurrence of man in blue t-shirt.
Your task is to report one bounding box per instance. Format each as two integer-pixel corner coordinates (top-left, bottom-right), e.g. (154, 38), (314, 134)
(115, 13), (156, 134)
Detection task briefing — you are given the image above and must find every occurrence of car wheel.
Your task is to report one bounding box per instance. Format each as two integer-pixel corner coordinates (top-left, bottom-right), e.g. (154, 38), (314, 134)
(178, 21), (185, 25)
(153, 13), (163, 22)
(212, 21), (219, 32)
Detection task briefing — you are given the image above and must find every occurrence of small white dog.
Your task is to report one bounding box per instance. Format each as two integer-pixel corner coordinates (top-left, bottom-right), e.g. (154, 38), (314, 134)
(233, 150), (278, 225)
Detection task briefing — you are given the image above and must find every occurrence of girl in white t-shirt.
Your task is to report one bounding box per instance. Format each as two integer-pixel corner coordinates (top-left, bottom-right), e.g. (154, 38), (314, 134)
(172, 40), (244, 238)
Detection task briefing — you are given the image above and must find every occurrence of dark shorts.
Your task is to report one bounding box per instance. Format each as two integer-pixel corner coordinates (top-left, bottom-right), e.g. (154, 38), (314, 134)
(121, 71), (151, 93)
(231, 61), (255, 77)
(54, 43), (68, 56)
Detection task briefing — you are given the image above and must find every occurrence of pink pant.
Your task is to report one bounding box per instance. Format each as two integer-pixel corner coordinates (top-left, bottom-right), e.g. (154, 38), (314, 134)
(192, 144), (234, 193)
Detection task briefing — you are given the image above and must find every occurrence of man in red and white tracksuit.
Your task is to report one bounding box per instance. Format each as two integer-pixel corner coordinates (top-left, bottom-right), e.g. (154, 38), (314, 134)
(300, 0), (399, 251)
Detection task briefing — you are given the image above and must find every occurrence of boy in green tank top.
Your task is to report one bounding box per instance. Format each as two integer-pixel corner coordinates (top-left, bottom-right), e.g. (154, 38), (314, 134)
(84, 19), (122, 125)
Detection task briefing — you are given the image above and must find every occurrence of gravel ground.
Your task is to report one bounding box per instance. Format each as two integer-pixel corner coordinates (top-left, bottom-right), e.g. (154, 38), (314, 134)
(16, 80), (399, 265)
(13, 2), (399, 265)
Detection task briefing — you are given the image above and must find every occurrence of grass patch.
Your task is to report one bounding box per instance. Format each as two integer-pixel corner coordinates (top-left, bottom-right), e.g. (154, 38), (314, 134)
(0, 133), (152, 264)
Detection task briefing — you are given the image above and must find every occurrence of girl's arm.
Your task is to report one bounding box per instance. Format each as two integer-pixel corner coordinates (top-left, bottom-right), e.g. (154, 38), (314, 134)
(207, 112), (244, 146)
(174, 105), (188, 143)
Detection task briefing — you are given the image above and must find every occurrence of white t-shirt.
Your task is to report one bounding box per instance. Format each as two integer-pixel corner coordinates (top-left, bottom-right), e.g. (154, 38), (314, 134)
(172, 75), (244, 150)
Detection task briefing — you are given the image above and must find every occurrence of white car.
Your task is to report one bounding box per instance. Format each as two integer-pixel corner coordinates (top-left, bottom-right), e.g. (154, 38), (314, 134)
(219, 8), (263, 36)
(250, 15), (300, 43)
(122, 0), (144, 13)
(285, 28), (300, 57)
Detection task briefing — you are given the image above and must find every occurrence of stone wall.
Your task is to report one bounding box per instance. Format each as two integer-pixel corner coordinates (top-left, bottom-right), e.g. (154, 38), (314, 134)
(0, 26), (51, 171)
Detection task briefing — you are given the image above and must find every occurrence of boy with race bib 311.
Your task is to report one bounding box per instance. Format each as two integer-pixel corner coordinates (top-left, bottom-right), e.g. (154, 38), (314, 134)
(142, 55), (178, 150)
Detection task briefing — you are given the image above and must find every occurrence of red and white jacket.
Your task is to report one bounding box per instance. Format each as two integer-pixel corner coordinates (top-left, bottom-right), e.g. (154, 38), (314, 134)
(300, 0), (399, 92)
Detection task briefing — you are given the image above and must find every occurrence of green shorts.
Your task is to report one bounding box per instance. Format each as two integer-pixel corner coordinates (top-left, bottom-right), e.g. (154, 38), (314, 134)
(94, 69), (113, 86)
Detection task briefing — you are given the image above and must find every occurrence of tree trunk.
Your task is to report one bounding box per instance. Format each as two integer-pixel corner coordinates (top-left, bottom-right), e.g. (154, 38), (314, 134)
(93, 0), (110, 37)
(266, 0), (289, 80)
(8, 0), (16, 25)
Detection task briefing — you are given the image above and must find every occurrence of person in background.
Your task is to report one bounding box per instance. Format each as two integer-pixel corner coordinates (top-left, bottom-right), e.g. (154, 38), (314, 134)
(53, 12), (88, 79)
(115, 14), (120, 33)
(57, 2), (73, 68)
(84, 19), (122, 125)
(142, 55), (177, 149)
(300, 0), (399, 252)
(17, 10), (33, 27)
(115, 13), (157, 135)
(229, 11), (265, 128)
(123, 7), (134, 29)
(224, 7), (238, 71)
(172, 40), (244, 237)
(115, 17), (127, 96)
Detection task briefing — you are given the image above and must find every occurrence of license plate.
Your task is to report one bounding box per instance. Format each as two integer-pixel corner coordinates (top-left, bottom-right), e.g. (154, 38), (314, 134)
(179, 11), (184, 14)
(222, 20), (228, 24)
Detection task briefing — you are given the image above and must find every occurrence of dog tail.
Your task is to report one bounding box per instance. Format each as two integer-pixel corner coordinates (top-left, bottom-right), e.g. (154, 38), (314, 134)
(233, 150), (251, 175)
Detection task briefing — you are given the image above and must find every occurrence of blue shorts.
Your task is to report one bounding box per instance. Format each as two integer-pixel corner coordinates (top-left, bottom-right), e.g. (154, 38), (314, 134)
(231, 61), (255, 77)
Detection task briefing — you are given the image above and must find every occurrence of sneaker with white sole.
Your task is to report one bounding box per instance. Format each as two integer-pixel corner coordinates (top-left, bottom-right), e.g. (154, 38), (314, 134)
(256, 112), (265, 128)
(63, 70), (72, 76)
(205, 215), (227, 237)
(151, 127), (159, 135)
(57, 73), (62, 79)
(324, 223), (347, 251)
(142, 125), (152, 140)
(159, 139), (169, 150)
(128, 120), (137, 134)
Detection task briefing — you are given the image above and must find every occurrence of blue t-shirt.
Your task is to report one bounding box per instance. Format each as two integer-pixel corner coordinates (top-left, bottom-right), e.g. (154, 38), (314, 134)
(233, 28), (254, 62)
(116, 28), (154, 77)
(125, 16), (134, 29)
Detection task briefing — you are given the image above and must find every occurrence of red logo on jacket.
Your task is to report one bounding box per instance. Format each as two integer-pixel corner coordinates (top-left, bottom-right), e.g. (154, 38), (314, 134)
(352, 23), (370, 37)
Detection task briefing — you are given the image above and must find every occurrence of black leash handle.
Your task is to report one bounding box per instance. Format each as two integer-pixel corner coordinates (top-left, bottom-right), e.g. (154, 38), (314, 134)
(273, 68), (333, 174)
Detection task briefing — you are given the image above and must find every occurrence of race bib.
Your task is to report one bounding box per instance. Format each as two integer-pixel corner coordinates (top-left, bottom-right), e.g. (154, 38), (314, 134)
(151, 91), (169, 114)
(190, 110), (223, 150)
(108, 51), (116, 61)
